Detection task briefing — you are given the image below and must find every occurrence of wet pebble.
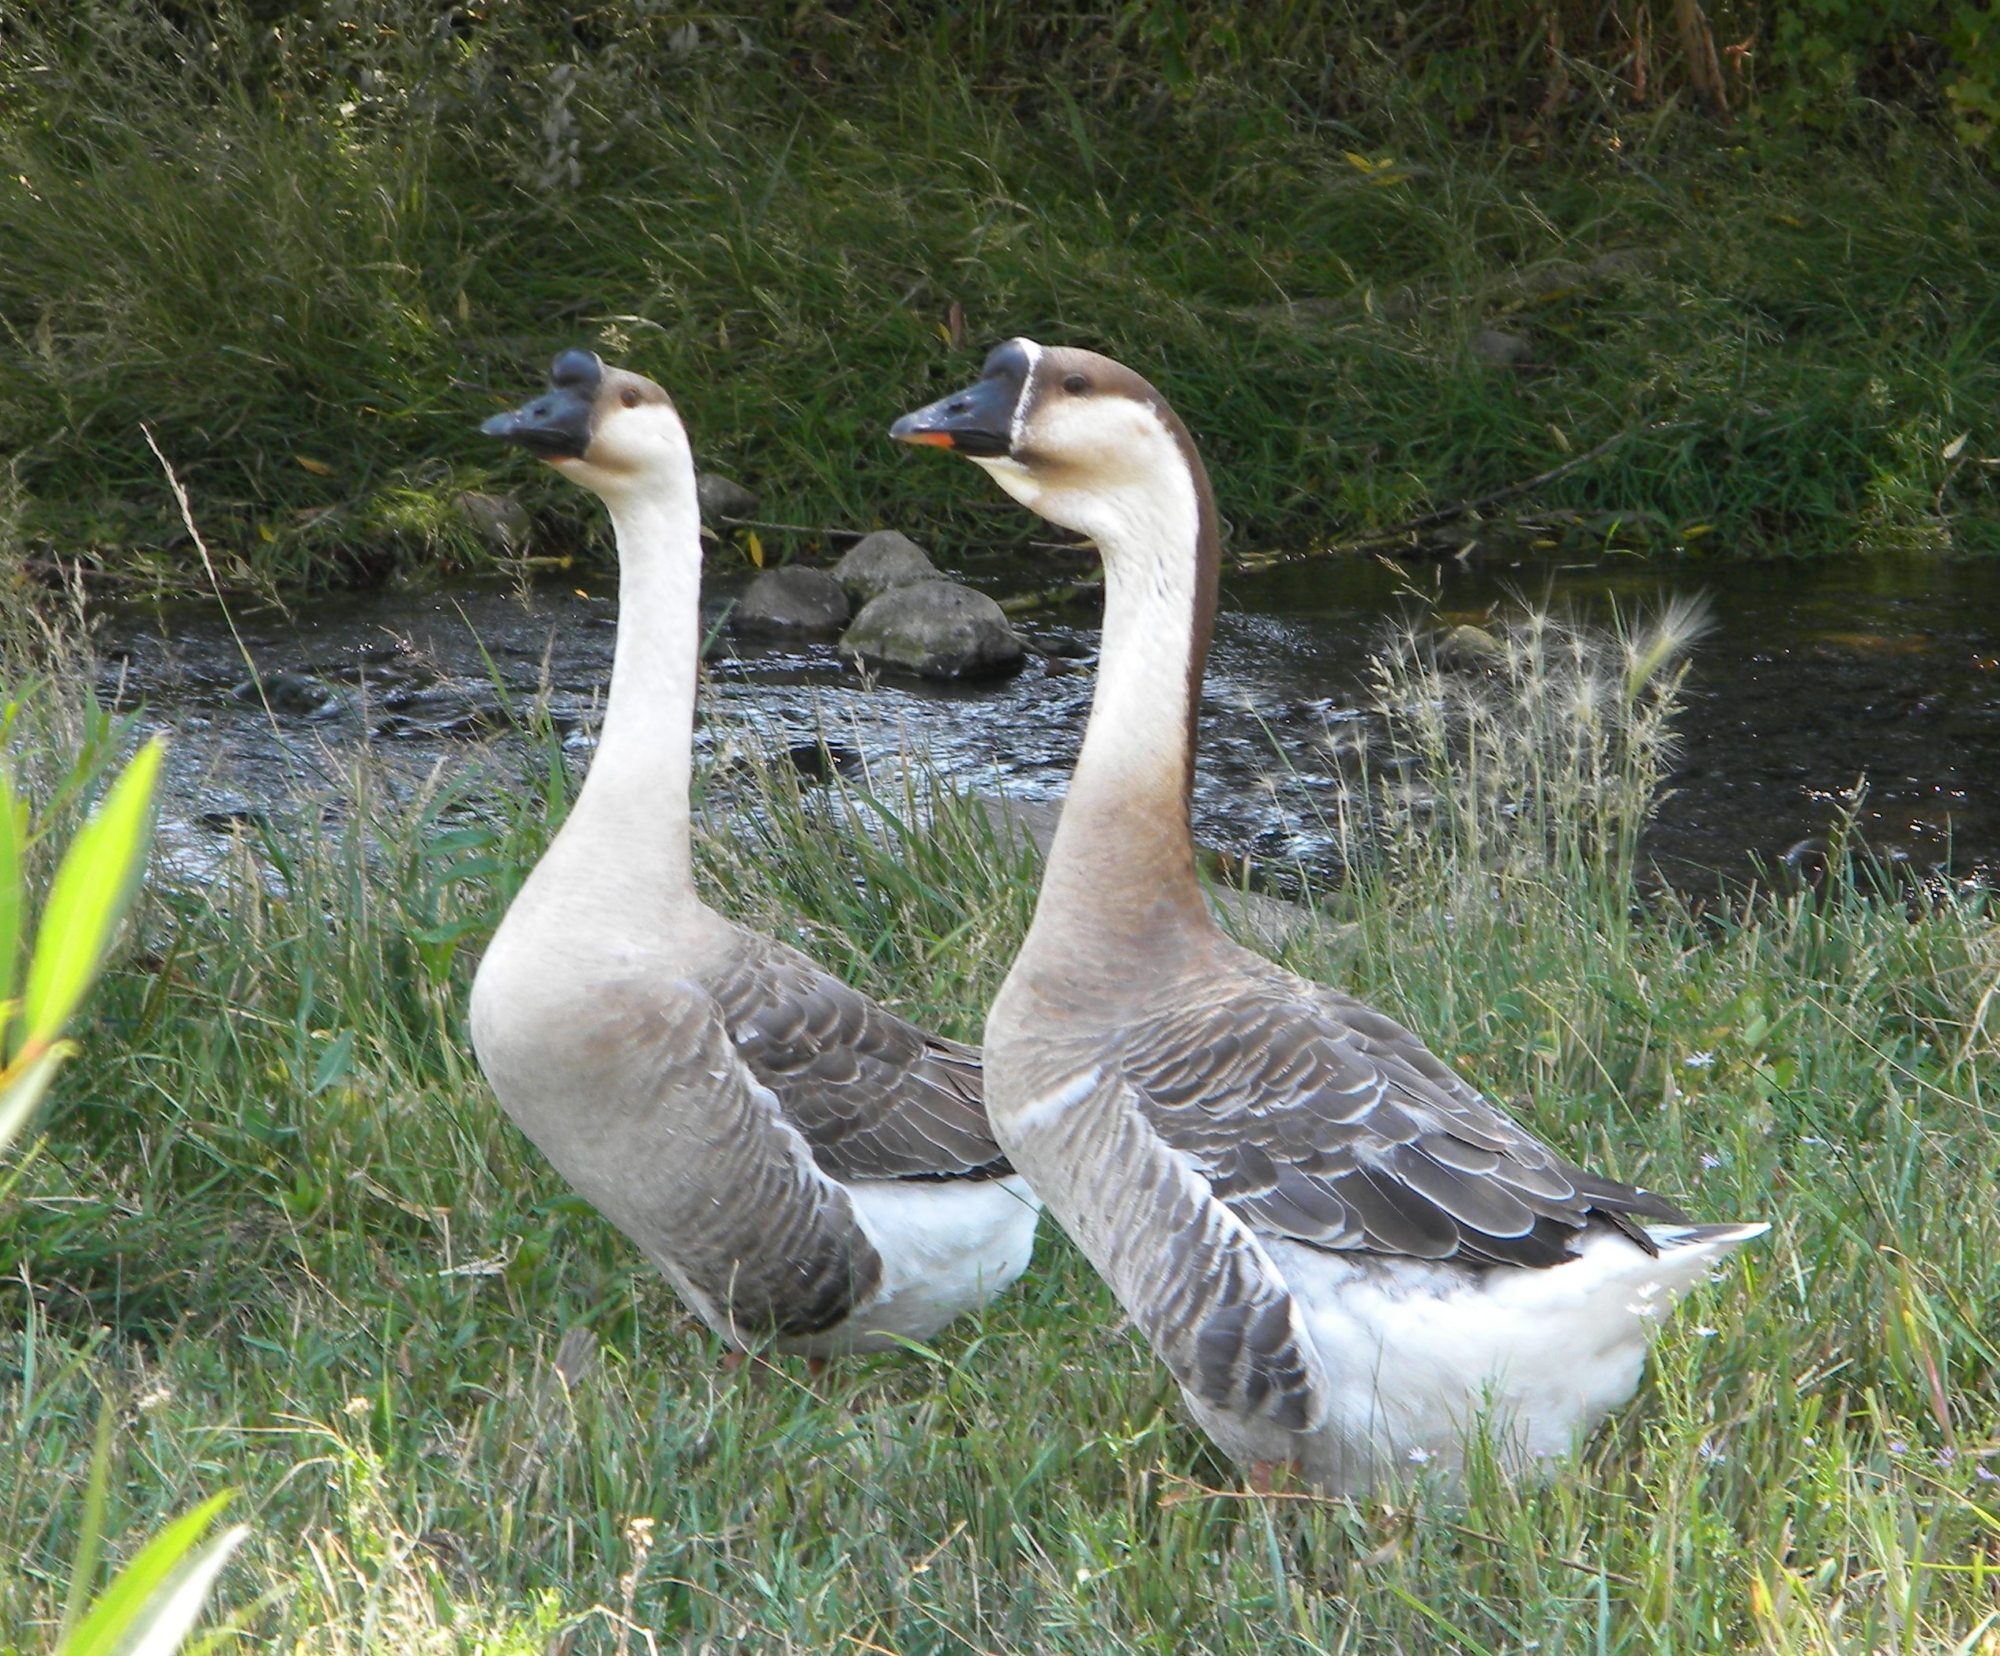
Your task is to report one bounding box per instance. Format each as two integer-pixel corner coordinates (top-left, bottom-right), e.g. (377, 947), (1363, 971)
(833, 531), (938, 603)
(232, 671), (344, 718)
(197, 794), (272, 831)
(1030, 629), (1094, 660)
(696, 471), (759, 523)
(841, 580), (1025, 681)
(784, 740), (863, 781)
(374, 709), (498, 740)
(730, 567), (850, 638)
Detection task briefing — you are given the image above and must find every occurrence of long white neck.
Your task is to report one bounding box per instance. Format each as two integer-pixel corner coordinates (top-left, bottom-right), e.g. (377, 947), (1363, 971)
(1038, 468), (1211, 935)
(562, 485), (703, 891)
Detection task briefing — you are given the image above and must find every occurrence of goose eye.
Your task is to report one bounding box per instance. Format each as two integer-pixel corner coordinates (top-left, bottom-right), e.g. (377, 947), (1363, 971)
(1063, 373), (1088, 395)
(620, 387), (641, 409)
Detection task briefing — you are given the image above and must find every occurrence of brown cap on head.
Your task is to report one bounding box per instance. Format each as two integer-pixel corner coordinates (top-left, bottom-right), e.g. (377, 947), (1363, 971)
(891, 337), (1222, 816)
(482, 350), (672, 462)
(889, 338), (1186, 472)
(889, 340), (1035, 455)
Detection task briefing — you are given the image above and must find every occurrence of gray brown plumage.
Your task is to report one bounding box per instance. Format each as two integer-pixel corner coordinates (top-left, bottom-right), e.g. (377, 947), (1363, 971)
(893, 338), (1763, 1490)
(472, 352), (1038, 1357)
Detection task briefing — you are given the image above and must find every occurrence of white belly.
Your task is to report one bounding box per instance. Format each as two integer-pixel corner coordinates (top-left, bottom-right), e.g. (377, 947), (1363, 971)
(1187, 1225), (1748, 1494)
(778, 1174), (1043, 1358)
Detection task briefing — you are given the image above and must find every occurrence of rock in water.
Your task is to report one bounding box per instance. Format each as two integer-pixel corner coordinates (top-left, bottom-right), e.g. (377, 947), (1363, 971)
(458, 490), (530, 553)
(729, 567), (850, 638)
(841, 580), (1025, 680)
(833, 530), (938, 603)
(696, 472), (759, 523)
(1436, 623), (1504, 667)
(232, 670), (345, 718)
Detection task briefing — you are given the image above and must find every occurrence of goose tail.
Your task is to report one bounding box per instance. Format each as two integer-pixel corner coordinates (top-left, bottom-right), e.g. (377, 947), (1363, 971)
(1637, 1220), (1770, 1289)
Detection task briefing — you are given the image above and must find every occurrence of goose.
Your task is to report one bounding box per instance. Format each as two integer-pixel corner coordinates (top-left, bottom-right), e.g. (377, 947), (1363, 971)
(891, 339), (1765, 1493)
(471, 349), (1039, 1361)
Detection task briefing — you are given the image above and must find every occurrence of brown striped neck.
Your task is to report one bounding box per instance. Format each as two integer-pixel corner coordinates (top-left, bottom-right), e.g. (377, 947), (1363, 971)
(895, 340), (1225, 946)
(1028, 401), (1221, 941)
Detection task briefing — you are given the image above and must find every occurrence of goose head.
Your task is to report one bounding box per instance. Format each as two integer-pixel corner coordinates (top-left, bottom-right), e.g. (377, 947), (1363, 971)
(483, 349), (691, 506)
(889, 338), (1210, 553)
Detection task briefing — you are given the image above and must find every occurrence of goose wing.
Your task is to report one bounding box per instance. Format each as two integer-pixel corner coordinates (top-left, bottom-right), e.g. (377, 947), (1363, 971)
(709, 937), (1012, 1182)
(1121, 970), (1684, 1270)
(1036, 969), (1683, 1427)
(1012, 1064), (1334, 1434)
(578, 975), (883, 1340)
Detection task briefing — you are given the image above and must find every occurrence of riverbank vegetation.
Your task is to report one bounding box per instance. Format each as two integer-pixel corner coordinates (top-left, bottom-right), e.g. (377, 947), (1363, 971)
(4, 587), (1999, 1648)
(4, 2), (2000, 594)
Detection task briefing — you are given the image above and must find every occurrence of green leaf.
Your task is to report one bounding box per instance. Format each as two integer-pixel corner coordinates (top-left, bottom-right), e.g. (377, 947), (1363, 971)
(59, 1492), (241, 1656)
(309, 1029), (355, 1095)
(123, 1522), (248, 1656)
(0, 1040), (75, 1159)
(21, 737), (165, 1051)
(0, 763), (25, 1031)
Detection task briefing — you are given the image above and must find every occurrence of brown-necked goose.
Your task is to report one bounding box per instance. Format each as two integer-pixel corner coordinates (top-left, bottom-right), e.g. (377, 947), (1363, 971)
(472, 350), (1039, 1358)
(891, 339), (1764, 1492)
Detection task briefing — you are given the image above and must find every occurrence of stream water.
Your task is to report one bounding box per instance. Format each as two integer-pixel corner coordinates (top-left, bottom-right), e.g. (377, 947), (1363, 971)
(98, 549), (2000, 895)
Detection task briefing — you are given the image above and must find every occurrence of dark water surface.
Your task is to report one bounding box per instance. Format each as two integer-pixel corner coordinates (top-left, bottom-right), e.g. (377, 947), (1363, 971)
(99, 551), (2000, 892)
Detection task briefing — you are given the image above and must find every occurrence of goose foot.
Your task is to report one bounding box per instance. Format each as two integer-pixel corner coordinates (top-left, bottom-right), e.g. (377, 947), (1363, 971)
(1247, 1459), (1291, 1497)
(721, 1350), (829, 1382)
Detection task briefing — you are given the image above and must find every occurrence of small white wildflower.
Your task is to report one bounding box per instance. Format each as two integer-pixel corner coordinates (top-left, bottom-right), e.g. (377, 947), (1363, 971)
(1697, 1437), (1727, 1465)
(1699, 1152), (1723, 1170)
(1683, 1051), (1717, 1070)
(135, 1384), (174, 1414)
(1407, 1446), (1434, 1465)
(1692, 1325), (1718, 1339)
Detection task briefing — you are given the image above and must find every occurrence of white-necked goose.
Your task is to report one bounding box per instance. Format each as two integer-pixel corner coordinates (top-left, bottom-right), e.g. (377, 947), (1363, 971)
(472, 350), (1038, 1358)
(892, 339), (1764, 1492)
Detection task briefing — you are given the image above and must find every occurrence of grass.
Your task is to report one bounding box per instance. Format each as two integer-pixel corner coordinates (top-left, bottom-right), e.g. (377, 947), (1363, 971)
(4, 591), (2000, 1652)
(3, 3), (2000, 593)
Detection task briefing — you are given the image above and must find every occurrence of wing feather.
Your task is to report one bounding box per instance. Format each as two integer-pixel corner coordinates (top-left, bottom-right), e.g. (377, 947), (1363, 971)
(1016, 1069), (1329, 1431)
(1118, 965), (1685, 1269)
(708, 935), (1011, 1183)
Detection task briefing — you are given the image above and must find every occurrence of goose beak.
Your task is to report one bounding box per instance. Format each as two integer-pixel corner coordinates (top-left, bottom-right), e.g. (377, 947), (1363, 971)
(889, 374), (1017, 458)
(481, 349), (603, 461)
(482, 387), (593, 460)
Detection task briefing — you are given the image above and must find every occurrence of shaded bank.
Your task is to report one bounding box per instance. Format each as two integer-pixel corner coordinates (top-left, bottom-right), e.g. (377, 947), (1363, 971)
(3, 3), (1999, 593)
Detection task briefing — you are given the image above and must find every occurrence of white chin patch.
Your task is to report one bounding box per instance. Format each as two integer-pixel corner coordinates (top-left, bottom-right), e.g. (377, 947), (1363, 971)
(971, 455), (1040, 509)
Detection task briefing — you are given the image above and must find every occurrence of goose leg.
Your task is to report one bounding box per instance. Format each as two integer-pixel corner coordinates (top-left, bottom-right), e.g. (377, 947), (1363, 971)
(1247, 1459), (1289, 1496)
